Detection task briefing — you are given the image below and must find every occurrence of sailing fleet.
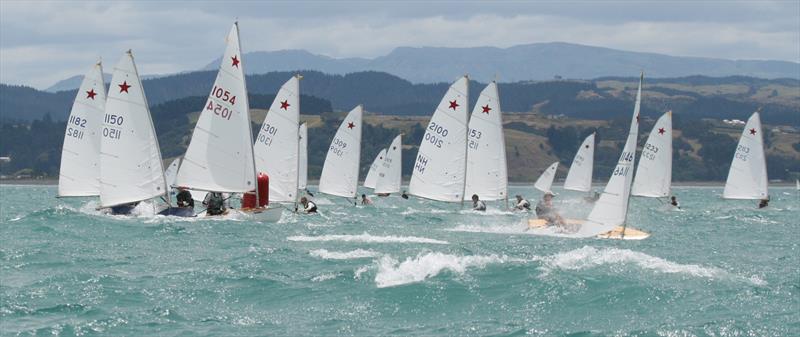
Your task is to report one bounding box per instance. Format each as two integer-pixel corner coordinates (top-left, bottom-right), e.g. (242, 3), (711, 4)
(58, 23), (777, 239)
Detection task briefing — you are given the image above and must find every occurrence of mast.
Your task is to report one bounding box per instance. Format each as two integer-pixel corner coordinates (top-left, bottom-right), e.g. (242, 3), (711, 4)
(234, 21), (260, 208)
(131, 49), (171, 207)
(294, 74), (302, 211)
(495, 80), (509, 209)
(622, 72), (643, 238)
(460, 74), (470, 208)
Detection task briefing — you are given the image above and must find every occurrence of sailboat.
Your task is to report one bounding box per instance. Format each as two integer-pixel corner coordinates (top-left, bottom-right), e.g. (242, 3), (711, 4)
(255, 75), (301, 204)
(632, 111), (673, 199)
(533, 162), (559, 194)
(723, 112), (768, 202)
(374, 135), (403, 196)
(528, 73), (650, 240)
(409, 76), (469, 202)
(99, 50), (169, 214)
(298, 123), (308, 192)
(59, 61), (106, 198)
(164, 157), (181, 192)
(318, 106), (363, 200)
(363, 148), (387, 190)
(174, 23), (281, 220)
(463, 82), (508, 205)
(563, 133), (595, 198)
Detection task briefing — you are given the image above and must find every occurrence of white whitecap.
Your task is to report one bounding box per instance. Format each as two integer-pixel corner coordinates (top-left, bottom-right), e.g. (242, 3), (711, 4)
(374, 252), (510, 288)
(287, 232), (448, 245)
(309, 249), (381, 260)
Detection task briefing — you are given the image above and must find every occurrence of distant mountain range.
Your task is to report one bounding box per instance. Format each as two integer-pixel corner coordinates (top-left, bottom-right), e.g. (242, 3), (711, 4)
(44, 42), (799, 92)
(5, 70), (798, 127)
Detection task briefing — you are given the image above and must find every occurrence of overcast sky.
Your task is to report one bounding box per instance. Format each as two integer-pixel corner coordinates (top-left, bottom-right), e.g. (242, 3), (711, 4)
(1, 0), (798, 89)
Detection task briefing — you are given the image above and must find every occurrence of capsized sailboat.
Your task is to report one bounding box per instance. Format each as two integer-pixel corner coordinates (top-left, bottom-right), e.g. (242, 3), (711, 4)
(319, 106), (363, 199)
(255, 75), (301, 203)
(99, 50), (169, 214)
(463, 82), (508, 203)
(723, 112), (768, 201)
(174, 23), (281, 220)
(375, 135), (403, 195)
(364, 148), (387, 190)
(533, 162), (559, 194)
(59, 61), (106, 198)
(409, 76), (469, 202)
(529, 73), (649, 240)
(563, 133), (595, 194)
(631, 111), (672, 198)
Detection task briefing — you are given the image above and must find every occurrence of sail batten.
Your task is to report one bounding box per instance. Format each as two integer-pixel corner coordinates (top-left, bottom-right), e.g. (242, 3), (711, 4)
(59, 62), (106, 197)
(409, 76), (470, 202)
(723, 112), (768, 200)
(319, 106), (363, 198)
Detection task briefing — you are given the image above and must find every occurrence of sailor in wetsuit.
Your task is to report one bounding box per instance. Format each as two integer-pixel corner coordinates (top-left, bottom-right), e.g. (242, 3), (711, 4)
(472, 194), (486, 211)
(299, 196), (318, 214)
(536, 192), (567, 228)
(514, 195), (531, 211)
(176, 187), (194, 209)
(203, 192), (226, 216)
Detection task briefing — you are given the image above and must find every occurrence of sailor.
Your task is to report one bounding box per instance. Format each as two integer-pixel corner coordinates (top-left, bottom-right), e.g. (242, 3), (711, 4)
(361, 194), (373, 205)
(176, 187), (194, 209)
(536, 192), (566, 227)
(670, 195), (680, 209)
(514, 195), (531, 211)
(401, 190), (409, 199)
(203, 192), (226, 216)
(758, 197), (769, 209)
(299, 196), (318, 214)
(472, 194), (486, 211)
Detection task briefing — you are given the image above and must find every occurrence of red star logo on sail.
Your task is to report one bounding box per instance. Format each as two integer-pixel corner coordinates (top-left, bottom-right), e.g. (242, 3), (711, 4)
(118, 81), (131, 93)
(86, 89), (97, 100)
(482, 105), (491, 113)
(749, 128), (757, 135)
(347, 122), (355, 129)
(585, 145), (590, 149)
(231, 55), (240, 68)
(280, 100), (290, 110)
(449, 100), (459, 110)
(658, 127), (665, 135)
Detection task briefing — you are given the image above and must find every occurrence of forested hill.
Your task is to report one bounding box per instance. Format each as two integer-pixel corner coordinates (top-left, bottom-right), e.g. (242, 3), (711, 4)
(2, 70), (798, 126)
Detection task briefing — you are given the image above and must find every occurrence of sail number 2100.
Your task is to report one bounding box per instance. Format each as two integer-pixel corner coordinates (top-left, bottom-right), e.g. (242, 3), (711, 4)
(425, 122), (449, 148)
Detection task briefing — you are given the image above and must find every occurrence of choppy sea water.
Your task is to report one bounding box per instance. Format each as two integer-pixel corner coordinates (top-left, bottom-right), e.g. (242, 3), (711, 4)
(1, 184), (798, 336)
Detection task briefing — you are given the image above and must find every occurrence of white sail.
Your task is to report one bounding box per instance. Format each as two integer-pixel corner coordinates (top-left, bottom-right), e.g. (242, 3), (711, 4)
(363, 149), (386, 189)
(375, 135), (403, 194)
(463, 82), (508, 201)
(58, 61), (106, 197)
(632, 111), (673, 198)
(409, 76), (469, 202)
(796, 179), (799, 191)
(577, 74), (642, 237)
(723, 112), (768, 200)
(319, 106), (363, 198)
(563, 133), (595, 192)
(175, 23), (257, 194)
(534, 162), (559, 193)
(298, 123), (308, 190)
(99, 51), (167, 207)
(254, 76), (301, 202)
(164, 157), (181, 187)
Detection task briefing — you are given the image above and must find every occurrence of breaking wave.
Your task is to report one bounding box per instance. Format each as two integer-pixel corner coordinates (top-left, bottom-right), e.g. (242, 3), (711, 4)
(287, 232), (448, 245)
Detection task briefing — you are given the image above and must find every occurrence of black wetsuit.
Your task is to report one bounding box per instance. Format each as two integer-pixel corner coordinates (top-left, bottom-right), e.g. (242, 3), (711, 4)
(177, 190), (194, 208)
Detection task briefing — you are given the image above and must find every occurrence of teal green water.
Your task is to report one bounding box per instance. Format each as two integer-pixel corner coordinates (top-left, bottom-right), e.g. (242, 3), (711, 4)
(1, 185), (798, 336)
